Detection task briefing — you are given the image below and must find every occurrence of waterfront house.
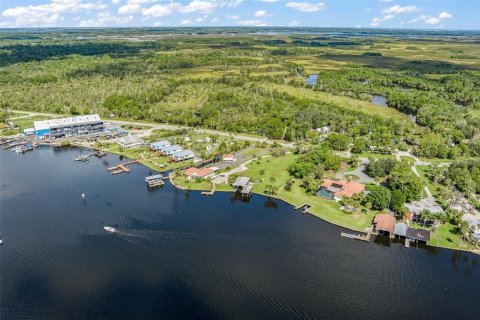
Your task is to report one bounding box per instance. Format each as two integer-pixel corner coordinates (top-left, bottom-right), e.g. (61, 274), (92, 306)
(316, 179), (365, 201)
(160, 144), (183, 156)
(171, 150), (194, 162)
(373, 214), (396, 238)
(405, 199), (444, 216)
(149, 140), (171, 151)
(23, 128), (35, 136)
(185, 167), (214, 179)
(117, 134), (144, 149)
(223, 153), (236, 162)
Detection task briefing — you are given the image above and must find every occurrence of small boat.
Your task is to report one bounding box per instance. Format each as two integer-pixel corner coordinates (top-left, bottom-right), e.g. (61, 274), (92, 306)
(0, 240), (3, 245)
(104, 226), (116, 233)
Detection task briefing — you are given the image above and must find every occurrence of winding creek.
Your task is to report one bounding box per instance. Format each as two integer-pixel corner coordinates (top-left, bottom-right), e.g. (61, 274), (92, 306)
(1, 146), (479, 319)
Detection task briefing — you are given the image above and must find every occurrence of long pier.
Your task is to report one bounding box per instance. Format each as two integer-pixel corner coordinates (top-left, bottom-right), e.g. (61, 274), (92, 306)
(107, 160), (139, 175)
(340, 228), (373, 242)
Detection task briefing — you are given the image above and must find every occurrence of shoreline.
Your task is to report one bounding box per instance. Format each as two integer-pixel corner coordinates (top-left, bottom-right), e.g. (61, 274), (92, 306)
(13, 142), (480, 254)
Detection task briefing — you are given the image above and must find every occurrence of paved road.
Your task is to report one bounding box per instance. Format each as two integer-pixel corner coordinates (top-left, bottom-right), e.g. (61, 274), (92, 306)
(11, 110), (296, 149)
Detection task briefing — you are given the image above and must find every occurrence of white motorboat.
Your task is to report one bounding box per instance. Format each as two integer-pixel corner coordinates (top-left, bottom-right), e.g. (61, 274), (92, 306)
(104, 226), (116, 233)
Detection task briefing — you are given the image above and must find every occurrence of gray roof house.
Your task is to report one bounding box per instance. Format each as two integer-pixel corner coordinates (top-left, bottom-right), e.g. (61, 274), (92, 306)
(171, 150), (194, 161)
(150, 140), (171, 151)
(160, 144), (183, 155)
(117, 134), (144, 149)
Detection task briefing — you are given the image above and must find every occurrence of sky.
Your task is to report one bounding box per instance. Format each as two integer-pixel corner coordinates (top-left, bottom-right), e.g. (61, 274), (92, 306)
(0, 0), (478, 30)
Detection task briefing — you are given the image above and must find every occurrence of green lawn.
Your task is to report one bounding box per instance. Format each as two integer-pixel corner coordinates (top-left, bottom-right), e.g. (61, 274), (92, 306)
(415, 165), (445, 197)
(11, 115), (54, 130)
(427, 222), (474, 251)
(242, 154), (297, 194)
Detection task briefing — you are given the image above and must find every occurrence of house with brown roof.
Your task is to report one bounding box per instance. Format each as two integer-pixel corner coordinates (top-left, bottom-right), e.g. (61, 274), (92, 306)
(316, 179), (365, 201)
(373, 214), (396, 238)
(184, 167), (214, 180)
(223, 153), (236, 162)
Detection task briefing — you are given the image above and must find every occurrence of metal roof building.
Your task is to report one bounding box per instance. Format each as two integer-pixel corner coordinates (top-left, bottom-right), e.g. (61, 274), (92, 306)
(150, 140), (171, 151)
(33, 114), (104, 139)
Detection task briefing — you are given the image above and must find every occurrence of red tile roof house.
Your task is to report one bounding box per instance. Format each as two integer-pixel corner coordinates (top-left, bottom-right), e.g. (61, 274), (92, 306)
(184, 167), (214, 180)
(222, 153), (236, 162)
(316, 179), (365, 201)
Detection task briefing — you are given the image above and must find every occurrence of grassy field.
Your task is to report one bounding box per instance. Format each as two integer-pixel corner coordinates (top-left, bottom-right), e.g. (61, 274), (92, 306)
(259, 83), (410, 122)
(11, 115), (54, 129)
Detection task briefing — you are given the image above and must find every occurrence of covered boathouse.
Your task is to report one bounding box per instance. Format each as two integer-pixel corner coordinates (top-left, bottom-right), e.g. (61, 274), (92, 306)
(32, 114), (104, 139)
(233, 177), (253, 198)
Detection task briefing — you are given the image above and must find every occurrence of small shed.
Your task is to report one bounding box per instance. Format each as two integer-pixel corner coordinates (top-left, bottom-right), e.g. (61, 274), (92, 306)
(406, 227), (430, 243)
(393, 223), (408, 237)
(373, 214), (396, 237)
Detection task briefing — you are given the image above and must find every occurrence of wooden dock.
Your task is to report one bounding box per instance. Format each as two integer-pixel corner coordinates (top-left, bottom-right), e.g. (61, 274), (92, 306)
(74, 153), (95, 162)
(107, 160), (139, 175)
(294, 203), (312, 214)
(340, 228), (372, 242)
(3, 141), (25, 150)
(201, 186), (216, 196)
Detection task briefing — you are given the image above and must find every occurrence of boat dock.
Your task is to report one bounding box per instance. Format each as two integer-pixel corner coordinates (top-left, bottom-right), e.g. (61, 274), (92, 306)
(107, 160), (139, 175)
(294, 203), (312, 214)
(145, 174), (167, 187)
(75, 150), (107, 162)
(3, 140), (26, 150)
(201, 185), (216, 196)
(340, 228), (372, 242)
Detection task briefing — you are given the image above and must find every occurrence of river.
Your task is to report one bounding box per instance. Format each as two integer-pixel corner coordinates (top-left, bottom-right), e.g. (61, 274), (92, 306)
(1, 146), (479, 319)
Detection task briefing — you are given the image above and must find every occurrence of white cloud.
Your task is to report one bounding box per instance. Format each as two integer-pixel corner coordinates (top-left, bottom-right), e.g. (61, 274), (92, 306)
(153, 21), (162, 26)
(254, 10), (267, 17)
(180, 19), (192, 25)
(142, 3), (180, 17)
(195, 17), (204, 22)
(118, 4), (141, 15)
(286, 2), (325, 13)
(211, 17), (218, 22)
(289, 20), (299, 26)
(181, 0), (217, 14)
(408, 11), (452, 25)
(439, 11), (452, 19)
(379, 0), (393, 2)
(258, 0), (278, 2)
(370, 14), (395, 27)
(226, 14), (239, 20)
(2, 0), (107, 26)
(382, 5), (417, 15)
(78, 11), (133, 27)
(238, 19), (266, 26)
(112, 0), (121, 4)
(364, 8), (372, 12)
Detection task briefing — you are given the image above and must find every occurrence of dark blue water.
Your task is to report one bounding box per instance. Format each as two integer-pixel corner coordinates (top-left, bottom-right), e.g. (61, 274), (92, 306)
(1, 146), (479, 319)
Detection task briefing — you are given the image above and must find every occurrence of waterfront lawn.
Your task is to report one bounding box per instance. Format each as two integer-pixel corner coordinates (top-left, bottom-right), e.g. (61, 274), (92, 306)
(427, 222), (474, 251)
(278, 182), (375, 231)
(242, 153), (374, 231)
(242, 154), (297, 194)
(172, 176), (214, 191)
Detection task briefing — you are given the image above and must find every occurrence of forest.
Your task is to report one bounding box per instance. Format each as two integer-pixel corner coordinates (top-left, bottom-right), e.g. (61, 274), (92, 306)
(1, 28), (479, 161)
